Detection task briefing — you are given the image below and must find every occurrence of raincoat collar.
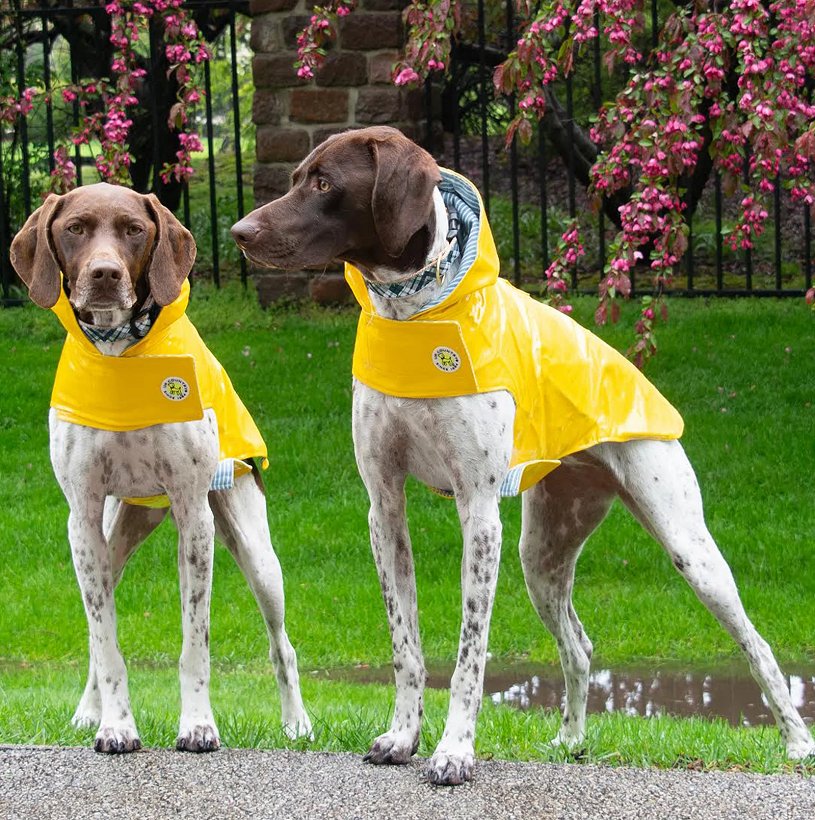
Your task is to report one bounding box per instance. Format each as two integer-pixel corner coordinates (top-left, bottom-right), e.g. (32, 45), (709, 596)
(51, 277), (190, 358)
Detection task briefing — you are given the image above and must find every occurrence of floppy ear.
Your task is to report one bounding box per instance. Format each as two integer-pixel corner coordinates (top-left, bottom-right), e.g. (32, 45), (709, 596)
(9, 194), (64, 308)
(370, 132), (442, 259)
(144, 194), (196, 306)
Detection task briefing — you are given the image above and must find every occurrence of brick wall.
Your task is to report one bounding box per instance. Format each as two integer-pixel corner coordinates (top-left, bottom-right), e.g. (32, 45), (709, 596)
(249, 0), (423, 305)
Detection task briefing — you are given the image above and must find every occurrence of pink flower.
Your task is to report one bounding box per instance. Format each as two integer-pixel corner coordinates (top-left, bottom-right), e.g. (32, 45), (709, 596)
(394, 67), (420, 86)
(178, 132), (203, 152)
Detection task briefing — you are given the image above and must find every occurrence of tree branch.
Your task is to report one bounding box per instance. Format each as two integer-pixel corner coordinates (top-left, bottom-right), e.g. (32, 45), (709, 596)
(541, 87), (628, 227)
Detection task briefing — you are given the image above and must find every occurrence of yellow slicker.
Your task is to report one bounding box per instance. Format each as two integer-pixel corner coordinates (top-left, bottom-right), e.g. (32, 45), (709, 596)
(345, 169), (684, 495)
(50, 279), (267, 505)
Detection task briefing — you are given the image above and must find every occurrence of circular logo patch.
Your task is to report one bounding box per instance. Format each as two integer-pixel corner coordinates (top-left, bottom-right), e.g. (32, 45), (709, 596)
(432, 346), (461, 373)
(161, 376), (190, 401)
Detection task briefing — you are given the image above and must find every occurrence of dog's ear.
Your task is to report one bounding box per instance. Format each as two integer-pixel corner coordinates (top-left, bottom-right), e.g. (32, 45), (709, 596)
(9, 194), (64, 308)
(370, 132), (442, 259)
(144, 194), (196, 306)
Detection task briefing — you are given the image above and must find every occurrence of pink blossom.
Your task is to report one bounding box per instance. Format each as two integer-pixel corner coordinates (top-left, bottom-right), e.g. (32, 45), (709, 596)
(394, 67), (420, 86)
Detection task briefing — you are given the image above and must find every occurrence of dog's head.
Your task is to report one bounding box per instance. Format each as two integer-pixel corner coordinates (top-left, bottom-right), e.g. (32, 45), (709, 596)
(231, 126), (442, 274)
(10, 183), (196, 322)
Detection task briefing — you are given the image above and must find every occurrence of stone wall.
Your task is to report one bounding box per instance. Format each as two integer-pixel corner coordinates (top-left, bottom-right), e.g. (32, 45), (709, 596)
(248, 0), (422, 305)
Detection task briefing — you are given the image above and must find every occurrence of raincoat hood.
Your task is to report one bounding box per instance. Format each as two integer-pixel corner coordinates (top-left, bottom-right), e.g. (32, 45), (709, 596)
(345, 168), (684, 496)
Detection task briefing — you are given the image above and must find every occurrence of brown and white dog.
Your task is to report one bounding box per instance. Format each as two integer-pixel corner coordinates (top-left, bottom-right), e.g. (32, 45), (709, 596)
(232, 126), (814, 785)
(11, 183), (310, 753)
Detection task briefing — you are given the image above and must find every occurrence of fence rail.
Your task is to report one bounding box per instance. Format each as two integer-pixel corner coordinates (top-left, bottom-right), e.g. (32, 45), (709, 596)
(1, 0), (251, 306)
(424, 0), (813, 299)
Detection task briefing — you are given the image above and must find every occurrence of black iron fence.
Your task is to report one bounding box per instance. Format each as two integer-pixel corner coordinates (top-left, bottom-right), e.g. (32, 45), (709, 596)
(3, 2), (813, 304)
(424, 1), (813, 298)
(1, 0), (251, 305)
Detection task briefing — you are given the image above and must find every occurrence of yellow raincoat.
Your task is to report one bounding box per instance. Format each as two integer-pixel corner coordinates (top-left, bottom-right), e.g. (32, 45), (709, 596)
(346, 169), (683, 496)
(50, 279), (267, 505)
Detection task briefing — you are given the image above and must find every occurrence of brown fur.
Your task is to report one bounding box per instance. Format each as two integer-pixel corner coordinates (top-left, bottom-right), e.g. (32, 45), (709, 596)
(231, 126), (441, 275)
(10, 183), (195, 312)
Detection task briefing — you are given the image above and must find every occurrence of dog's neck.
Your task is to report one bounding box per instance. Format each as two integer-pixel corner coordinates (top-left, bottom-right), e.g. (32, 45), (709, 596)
(71, 279), (153, 356)
(364, 188), (451, 321)
(75, 304), (154, 357)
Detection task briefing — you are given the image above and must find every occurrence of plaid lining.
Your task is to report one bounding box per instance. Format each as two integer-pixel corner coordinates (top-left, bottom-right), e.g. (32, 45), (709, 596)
(431, 467), (525, 500)
(366, 241), (461, 300)
(78, 298), (156, 347)
(421, 173), (481, 312)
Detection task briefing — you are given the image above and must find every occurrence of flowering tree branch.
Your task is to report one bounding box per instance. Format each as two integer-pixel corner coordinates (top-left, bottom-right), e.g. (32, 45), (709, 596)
(298, 0), (815, 356)
(0, 0), (209, 198)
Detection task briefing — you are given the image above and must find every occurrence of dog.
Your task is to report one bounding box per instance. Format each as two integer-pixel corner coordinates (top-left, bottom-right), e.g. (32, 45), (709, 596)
(10, 183), (311, 753)
(231, 126), (815, 784)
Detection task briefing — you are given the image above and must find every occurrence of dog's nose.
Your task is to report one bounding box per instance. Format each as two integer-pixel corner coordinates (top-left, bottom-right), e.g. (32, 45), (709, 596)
(231, 219), (259, 247)
(89, 259), (124, 283)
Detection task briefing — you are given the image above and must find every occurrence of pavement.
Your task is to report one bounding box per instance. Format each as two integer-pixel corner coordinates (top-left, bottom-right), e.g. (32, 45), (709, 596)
(1, 745), (814, 820)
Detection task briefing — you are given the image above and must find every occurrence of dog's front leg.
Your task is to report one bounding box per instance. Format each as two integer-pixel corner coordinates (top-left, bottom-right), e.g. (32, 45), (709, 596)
(172, 493), (219, 752)
(66, 506), (141, 752)
(362, 477), (426, 765)
(426, 491), (503, 786)
(73, 498), (168, 730)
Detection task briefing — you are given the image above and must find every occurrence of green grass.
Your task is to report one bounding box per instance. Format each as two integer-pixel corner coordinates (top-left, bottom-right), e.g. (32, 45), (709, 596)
(0, 286), (813, 773)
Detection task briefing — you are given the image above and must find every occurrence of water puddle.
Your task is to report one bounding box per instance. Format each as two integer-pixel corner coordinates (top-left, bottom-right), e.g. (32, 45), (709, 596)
(325, 664), (815, 728)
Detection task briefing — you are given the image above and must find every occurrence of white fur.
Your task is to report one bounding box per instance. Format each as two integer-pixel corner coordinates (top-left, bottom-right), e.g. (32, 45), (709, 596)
(52, 344), (311, 753)
(355, 190), (815, 785)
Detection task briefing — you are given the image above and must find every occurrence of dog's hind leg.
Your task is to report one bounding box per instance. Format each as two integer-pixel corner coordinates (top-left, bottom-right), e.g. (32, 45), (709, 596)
(72, 498), (167, 731)
(519, 458), (616, 750)
(210, 472), (311, 740)
(606, 438), (815, 760)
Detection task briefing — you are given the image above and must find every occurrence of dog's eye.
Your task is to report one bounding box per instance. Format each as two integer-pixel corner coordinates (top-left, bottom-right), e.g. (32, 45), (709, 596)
(317, 178), (331, 193)
(67, 224), (84, 235)
(125, 224), (144, 236)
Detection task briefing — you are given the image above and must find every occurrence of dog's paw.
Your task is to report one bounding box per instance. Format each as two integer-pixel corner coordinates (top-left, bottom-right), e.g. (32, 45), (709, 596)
(425, 750), (474, 786)
(175, 722), (221, 753)
(282, 712), (313, 742)
(786, 737), (815, 760)
(94, 724), (142, 754)
(71, 704), (101, 731)
(549, 726), (586, 751)
(363, 730), (418, 765)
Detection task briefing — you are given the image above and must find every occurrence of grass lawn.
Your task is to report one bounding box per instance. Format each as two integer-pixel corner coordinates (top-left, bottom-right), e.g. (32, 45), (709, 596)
(0, 285), (813, 774)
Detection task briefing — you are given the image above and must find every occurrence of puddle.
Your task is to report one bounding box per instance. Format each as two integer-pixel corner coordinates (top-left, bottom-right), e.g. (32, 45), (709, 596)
(323, 664), (815, 728)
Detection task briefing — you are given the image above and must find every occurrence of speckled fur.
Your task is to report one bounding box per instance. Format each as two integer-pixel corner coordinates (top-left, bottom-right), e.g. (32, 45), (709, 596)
(233, 128), (814, 783)
(51, 408), (312, 753)
(15, 185), (310, 754)
(353, 203), (814, 786)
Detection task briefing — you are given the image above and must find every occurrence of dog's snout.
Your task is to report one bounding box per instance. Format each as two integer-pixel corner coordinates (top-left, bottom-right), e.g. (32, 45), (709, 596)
(231, 219), (259, 247)
(89, 259), (124, 283)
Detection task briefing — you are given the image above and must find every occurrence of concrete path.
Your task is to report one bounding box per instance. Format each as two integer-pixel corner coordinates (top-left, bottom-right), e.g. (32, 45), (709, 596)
(1, 745), (813, 820)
